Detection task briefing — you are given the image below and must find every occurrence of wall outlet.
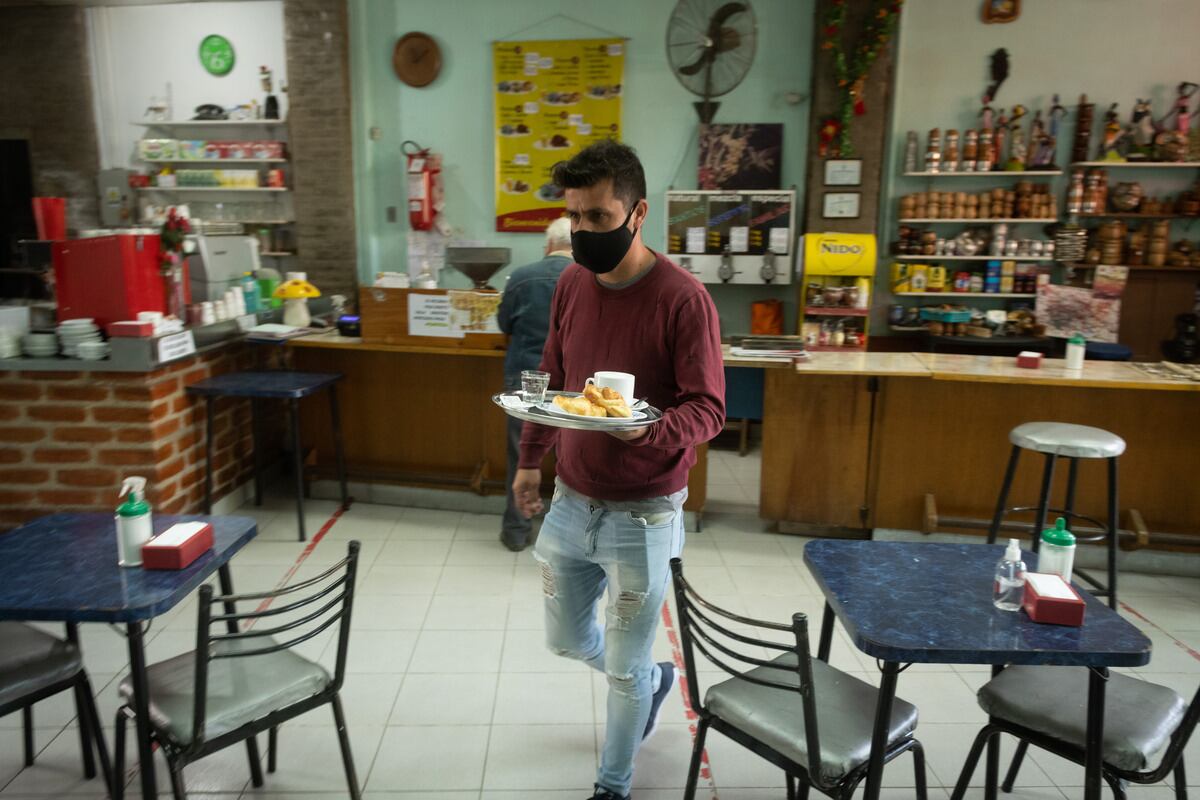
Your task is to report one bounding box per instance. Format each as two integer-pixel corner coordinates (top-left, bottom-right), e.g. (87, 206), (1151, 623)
(386, 206), (397, 223)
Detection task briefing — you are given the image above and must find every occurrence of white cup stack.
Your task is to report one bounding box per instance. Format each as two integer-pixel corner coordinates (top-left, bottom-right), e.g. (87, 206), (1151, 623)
(57, 318), (103, 358)
(0, 328), (20, 359)
(21, 332), (59, 358)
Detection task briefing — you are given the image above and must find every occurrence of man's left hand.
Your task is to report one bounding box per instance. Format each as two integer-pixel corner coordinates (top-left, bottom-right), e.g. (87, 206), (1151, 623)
(608, 426), (648, 442)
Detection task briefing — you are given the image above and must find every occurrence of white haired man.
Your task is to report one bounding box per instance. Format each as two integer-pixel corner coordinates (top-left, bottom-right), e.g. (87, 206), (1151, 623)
(496, 217), (573, 550)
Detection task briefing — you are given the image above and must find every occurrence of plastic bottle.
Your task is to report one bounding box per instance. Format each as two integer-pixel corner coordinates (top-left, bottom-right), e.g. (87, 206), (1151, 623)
(241, 271), (261, 313)
(257, 265), (283, 309)
(1065, 333), (1086, 370)
(115, 476), (153, 567)
(1038, 517), (1077, 582)
(993, 538), (1027, 611)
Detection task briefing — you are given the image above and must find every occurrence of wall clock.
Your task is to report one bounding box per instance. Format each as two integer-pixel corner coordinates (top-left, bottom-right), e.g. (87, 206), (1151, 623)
(393, 32), (442, 88)
(199, 34), (235, 77)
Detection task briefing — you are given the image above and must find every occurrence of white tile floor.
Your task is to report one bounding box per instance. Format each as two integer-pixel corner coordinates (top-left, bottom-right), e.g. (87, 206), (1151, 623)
(3, 448), (1198, 799)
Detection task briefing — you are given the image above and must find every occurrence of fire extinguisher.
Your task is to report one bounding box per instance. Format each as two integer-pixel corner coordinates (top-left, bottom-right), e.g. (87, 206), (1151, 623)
(403, 139), (440, 232)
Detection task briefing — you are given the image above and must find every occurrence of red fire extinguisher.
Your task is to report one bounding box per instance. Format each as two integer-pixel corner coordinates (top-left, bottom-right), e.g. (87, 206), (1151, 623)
(403, 140), (440, 232)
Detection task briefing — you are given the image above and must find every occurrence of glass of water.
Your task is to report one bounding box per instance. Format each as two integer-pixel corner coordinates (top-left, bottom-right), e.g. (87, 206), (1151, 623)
(521, 370), (550, 404)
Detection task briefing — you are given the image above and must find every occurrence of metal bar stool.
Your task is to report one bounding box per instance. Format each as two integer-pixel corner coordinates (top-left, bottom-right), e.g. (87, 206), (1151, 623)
(987, 421), (1125, 609)
(187, 371), (349, 541)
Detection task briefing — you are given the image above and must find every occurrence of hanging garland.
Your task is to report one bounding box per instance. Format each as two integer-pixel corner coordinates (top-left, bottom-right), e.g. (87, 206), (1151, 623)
(820, 0), (904, 157)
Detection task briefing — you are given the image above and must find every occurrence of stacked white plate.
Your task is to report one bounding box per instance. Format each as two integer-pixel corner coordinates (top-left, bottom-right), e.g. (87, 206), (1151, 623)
(21, 332), (58, 358)
(57, 318), (103, 358)
(0, 328), (20, 359)
(76, 340), (111, 361)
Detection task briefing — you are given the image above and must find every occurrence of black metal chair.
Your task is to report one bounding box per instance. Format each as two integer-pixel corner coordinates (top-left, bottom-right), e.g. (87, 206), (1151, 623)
(951, 666), (1197, 800)
(112, 541), (362, 800)
(0, 622), (112, 793)
(669, 558), (929, 800)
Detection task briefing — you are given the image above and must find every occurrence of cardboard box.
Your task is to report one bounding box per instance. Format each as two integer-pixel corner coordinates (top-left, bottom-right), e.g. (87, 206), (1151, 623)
(142, 521), (213, 570)
(1016, 351), (1043, 369)
(1022, 572), (1086, 626)
(107, 320), (156, 338)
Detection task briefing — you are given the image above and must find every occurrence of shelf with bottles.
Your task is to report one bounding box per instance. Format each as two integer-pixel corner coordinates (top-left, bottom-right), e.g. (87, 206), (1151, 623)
(1071, 161), (1200, 169)
(893, 254), (1053, 262)
(902, 170), (1062, 178)
(141, 158), (288, 165)
(804, 306), (870, 317)
(133, 119), (287, 128)
(893, 291), (1036, 298)
(891, 259), (1046, 296)
(800, 276), (872, 351)
(1064, 164), (1200, 219)
(137, 186), (289, 193)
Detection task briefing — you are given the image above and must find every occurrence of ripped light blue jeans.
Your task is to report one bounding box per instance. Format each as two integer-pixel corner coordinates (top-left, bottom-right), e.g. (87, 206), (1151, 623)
(533, 482), (685, 797)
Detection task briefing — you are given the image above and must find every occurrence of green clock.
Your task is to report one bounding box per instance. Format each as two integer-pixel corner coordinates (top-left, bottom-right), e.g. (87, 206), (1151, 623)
(199, 34), (235, 76)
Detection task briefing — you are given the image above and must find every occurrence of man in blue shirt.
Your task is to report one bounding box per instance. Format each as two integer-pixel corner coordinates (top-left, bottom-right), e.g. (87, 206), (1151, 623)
(496, 217), (572, 550)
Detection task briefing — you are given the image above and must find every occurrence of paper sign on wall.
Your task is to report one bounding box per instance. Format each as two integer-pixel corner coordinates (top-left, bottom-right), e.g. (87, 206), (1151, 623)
(408, 294), (463, 338)
(493, 37), (625, 233)
(156, 331), (196, 363)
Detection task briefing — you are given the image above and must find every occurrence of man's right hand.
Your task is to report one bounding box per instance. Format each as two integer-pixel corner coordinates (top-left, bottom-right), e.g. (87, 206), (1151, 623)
(512, 468), (544, 519)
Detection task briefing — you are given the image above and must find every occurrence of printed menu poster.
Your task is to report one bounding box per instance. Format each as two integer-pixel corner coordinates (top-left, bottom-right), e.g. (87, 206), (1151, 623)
(493, 38), (625, 232)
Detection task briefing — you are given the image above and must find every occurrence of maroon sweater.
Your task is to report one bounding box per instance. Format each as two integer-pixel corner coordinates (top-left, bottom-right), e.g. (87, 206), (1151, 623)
(518, 253), (725, 501)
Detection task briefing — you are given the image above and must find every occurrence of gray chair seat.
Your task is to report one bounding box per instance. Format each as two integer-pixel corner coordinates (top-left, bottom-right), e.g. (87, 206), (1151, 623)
(704, 653), (919, 782)
(1009, 422), (1126, 459)
(119, 637), (330, 745)
(978, 666), (1185, 772)
(0, 622), (82, 708)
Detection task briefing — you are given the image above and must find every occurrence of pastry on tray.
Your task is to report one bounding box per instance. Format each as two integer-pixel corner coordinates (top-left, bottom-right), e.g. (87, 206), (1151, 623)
(552, 385), (632, 419)
(553, 394), (608, 417)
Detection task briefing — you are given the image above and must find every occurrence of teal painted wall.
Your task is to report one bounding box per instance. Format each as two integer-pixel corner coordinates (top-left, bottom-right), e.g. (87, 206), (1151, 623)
(878, 0), (1200, 330)
(348, 0), (815, 335)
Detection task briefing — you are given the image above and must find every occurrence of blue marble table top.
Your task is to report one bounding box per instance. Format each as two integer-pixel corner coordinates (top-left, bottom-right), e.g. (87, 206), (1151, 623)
(184, 371), (342, 399)
(0, 513), (257, 623)
(803, 540), (1151, 668)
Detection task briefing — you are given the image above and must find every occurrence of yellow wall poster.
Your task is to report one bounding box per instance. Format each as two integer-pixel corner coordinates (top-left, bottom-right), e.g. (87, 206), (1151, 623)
(493, 37), (625, 232)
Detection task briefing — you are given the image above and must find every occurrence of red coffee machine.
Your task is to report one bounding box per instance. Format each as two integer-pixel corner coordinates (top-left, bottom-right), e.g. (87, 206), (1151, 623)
(52, 234), (189, 327)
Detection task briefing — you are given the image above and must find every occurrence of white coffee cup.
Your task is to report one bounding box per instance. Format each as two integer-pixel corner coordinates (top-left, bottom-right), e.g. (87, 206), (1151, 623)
(586, 371), (635, 402)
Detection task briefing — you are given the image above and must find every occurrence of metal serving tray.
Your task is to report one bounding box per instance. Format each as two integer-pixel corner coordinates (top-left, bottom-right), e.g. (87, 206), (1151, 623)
(492, 390), (661, 433)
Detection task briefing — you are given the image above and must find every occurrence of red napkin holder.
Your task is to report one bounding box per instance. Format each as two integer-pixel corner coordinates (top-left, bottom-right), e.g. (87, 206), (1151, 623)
(107, 320), (156, 337)
(142, 522), (213, 570)
(1022, 572), (1086, 626)
(1016, 351), (1043, 369)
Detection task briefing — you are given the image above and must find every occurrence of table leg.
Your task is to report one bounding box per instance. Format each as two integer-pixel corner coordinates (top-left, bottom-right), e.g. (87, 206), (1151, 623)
(290, 398), (306, 541)
(864, 660), (900, 800)
(126, 621), (156, 800)
(985, 665), (1003, 800)
(1085, 667), (1108, 800)
(817, 603), (835, 663)
(329, 385), (349, 510)
(251, 399), (263, 507)
(203, 397), (215, 514)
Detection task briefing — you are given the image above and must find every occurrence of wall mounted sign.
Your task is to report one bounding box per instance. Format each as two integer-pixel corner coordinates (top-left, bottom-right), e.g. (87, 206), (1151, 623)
(493, 38), (625, 233)
(822, 192), (861, 219)
(823, 159), (862, 186)
(199, 34), (235, 76)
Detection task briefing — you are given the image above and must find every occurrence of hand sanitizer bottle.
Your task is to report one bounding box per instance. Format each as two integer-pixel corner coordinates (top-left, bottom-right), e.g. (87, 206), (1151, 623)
(993, 538), (1027, 611)
(116, 476), (153, 567)
(1038, 517), (1077, 582)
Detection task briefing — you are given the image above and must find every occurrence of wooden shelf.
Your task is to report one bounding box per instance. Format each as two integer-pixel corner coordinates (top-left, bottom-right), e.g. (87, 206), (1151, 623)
(136, 187), (289, 193)
(141, 158), (288, 164)
(805, 307), (870, 317)
(899, 218), (1057, 224)
(894, 292), (1036, 298)
(133, 119), (287, 127)
(1068, 262), (1200, 272)
(903, 170), (1063, 177)
(1071, 161), (1200, 169)
(1076, 212), (1195, 220)
(260, 251), (295, 257)
(894, 255), (1053, 262)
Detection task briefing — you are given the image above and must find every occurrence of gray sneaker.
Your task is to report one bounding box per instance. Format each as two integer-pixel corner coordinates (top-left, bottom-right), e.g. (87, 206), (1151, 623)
(642, 661), (676, 741)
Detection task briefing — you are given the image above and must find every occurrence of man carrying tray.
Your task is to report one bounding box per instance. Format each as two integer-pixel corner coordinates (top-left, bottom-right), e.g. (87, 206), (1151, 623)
(512, 139), (725, 800)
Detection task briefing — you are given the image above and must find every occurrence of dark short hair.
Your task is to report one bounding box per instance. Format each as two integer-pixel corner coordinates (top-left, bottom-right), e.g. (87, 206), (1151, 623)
(551, 139), (646, 210)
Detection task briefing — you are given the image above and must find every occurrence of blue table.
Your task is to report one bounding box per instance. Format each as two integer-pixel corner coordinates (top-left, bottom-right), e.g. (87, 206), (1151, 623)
(803, 540), (1151, 800)
(186, 371), (348, 540)
(0, 513), (257, 800)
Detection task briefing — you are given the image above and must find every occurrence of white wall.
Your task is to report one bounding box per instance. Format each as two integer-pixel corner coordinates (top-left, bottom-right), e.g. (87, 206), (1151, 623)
(88, 1), (289, 169)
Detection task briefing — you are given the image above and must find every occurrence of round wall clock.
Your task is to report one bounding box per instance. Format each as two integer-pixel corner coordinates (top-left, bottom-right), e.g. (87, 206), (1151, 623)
(393, 32), (442, 88)
(199, 34), (235, 76)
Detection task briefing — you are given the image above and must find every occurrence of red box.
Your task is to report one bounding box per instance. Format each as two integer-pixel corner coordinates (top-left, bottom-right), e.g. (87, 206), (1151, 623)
(107, 320), (156, 337)
(1016, 351), (1043, 369)
(142, 522), (214, 570)
(53, 235), (190, 328)
(1022, 572), (1086, 626)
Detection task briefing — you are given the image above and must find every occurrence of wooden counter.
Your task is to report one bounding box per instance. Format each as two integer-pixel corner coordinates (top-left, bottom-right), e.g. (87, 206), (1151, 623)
(761, 352), (1200, 543)
(288, 332), (707, 515)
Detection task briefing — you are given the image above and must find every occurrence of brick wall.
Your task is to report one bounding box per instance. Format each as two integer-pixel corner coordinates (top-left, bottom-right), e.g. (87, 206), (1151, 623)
(0, 346), (257, 532)
(0, 5), (101, 231)
(284, 0), (358, 299)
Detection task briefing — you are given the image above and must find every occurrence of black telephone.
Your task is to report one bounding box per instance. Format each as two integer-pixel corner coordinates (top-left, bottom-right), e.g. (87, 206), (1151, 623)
(191, 104), (228, 121)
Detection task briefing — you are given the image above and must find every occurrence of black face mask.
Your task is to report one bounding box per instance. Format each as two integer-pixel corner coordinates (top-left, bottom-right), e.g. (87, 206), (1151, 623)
(571, 205), (637, 275)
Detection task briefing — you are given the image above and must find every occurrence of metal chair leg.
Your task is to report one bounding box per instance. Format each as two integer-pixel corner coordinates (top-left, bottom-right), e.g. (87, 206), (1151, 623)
(786, 772), (796, 800)
(78, 673), (113, 792)
(797, 778), (810, 800)
(987, 445), (1022, 544)
(331, 694), (361, 800)
(1001, 738), (1029, 792)
(684, 717), (711, 800)
(1104, 771), (1128, 800)
(1108, 456), (1120, 609)
(912, 740), (929, 800)
(1032, 453), (1058, 554)
(950, 726), (994, 800)
(72, 677), (97, 778)
(167, 754), (187, 800)
(268, 725), (278, 773)
(22, 705), (33, 766)
(113, 708), (127, 800)
(1174, 757), (1187, 800)
(290, 398), (307, 541)
(246, 734), (265, 787)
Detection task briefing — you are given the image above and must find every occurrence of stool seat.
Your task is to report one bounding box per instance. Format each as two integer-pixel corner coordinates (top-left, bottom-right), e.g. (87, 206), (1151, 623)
(1009, 422), (1126, 459)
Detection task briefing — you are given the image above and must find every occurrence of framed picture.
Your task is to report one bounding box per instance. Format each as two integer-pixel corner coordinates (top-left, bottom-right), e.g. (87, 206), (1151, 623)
(698, 123), (783, 190)
(822, 192), (861, 219)
(823, 159), (862, 186)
